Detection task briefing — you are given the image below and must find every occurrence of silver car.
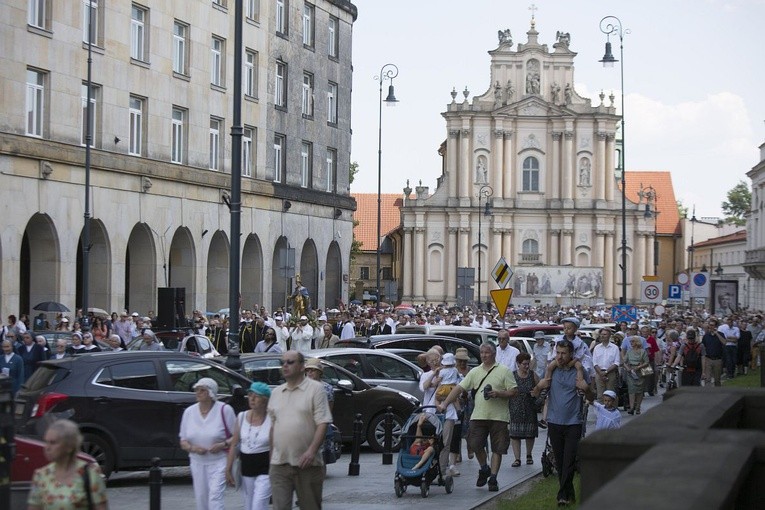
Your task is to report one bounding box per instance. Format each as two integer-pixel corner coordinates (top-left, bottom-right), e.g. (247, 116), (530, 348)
(307, 348), (424, 400)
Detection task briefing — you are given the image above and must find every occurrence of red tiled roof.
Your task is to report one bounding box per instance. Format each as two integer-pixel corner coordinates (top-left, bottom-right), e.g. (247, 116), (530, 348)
(623, 171), (682, 236)
(693, 230), (746, 248)
(352, 193), (402, 251)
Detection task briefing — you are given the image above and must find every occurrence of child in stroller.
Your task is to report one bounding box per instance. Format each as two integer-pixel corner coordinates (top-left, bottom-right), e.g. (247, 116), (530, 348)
(409, 414), (436, 470)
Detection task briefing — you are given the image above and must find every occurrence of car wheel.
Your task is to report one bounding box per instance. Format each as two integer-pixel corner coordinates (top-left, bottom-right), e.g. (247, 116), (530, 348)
(366, 412), (404, 453)
(82, 433), (115, 478)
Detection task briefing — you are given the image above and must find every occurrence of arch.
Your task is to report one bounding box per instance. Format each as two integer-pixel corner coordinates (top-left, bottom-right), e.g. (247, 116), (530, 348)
(242, 234), (264, 310)
(522, 156), (540, 191)
(428, 248), (443, 282)
(324, 241), (342, 309)
(168, 227), (196, 312)
(271, 236), (290, 312)
(21, 213), (61, 315)
(522, 238), (539, 254)
(206, 231), (230, 313)
(299, 239), (319, 312)
(126, 223), (156, 315)
(576, 251), (590, 267)
(77, 219), (111, 311)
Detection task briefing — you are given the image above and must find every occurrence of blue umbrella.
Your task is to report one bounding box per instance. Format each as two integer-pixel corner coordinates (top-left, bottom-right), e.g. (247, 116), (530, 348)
(33, 301), (70, 312)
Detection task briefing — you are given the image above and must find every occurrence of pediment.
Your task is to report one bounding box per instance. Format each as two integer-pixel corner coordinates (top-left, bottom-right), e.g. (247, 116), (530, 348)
(497, 96), (570, 117)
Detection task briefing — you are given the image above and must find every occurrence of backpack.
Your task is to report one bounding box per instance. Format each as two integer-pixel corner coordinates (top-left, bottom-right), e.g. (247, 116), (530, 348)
(683, 343), (702, 372)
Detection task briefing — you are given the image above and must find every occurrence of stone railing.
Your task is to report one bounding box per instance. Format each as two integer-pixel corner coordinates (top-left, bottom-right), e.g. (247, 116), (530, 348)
(518, 253), (541, 263)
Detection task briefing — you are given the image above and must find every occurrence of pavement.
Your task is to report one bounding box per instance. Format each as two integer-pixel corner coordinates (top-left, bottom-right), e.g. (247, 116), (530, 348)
(105, 393), (664, 509)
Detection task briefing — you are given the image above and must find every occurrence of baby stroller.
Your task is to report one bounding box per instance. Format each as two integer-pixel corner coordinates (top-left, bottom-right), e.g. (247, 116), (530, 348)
(394, 406), (454, 498)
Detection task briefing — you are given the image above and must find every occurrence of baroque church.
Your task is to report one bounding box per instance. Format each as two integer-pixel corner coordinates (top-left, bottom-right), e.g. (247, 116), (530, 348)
(398, 20), (655, 306)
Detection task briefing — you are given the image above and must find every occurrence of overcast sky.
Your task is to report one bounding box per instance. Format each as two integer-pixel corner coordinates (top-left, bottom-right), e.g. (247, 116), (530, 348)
(348, 0), (765, 219)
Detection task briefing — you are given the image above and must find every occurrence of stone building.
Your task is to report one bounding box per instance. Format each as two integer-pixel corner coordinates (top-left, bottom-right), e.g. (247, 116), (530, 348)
(745, 140), (765, 310)
(399, 20), (657, 306)
(0, 0), (357, 319)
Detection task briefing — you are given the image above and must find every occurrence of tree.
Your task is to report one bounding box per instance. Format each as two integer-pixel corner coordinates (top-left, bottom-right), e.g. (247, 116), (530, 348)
(721, 181), (751, 226)
(677, 200), (688, 220)
(349, 161), (359, 185)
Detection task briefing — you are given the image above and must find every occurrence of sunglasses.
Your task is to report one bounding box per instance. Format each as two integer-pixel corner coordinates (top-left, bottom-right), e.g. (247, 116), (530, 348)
(281, 359), (298, 365)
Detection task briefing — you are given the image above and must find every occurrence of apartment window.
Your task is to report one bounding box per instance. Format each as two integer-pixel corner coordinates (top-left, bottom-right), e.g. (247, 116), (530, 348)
(173, 21), (188, 75)
(302, 3), (314, 47)
(301, 141), (312, 188)
(28, 0), (48, 29)
(82, 0), (99, 44)
(243, 127), (255, 177)
(275, 60), (287, 108)
(212, 0), (226, 7)
(209, 118), (222, 171)
(171, 107), (185, 163)
(360, 267), (370, 280)
(302, 72), (313, 117)
(130, 4), (148, 61)
(273, 134), (285, 183)
(328, 16), (339, 58)
(129, 96), (143, 155)
(522, 239), (539, 254)
(522, 156), (540, 191)
(244, 50), (257, 97)
(211, 36), (225, 86)
(245, 0), (259, 21)
(276, 0), (287, 35)
(326, 148), (336, 192)
(26, 69), (46, 137)
(327, 81), (337, 124)
(81, 83), (99, 147)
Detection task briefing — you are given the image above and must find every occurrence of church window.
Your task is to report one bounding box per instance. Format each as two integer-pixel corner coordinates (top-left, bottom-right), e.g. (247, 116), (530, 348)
(522, 156), (539, 191)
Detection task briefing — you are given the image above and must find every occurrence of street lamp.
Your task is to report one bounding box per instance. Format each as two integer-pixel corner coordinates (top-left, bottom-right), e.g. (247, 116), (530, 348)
(477, 185), (493, 310)
(375, 64), (398, 307)
(600, 15), (628, 304)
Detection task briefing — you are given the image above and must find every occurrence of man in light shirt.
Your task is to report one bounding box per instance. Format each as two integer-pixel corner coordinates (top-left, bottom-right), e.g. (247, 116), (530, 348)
(717, 316), (740, 379)
(592, 328), (621, 402)
(495, 329), (520, 372)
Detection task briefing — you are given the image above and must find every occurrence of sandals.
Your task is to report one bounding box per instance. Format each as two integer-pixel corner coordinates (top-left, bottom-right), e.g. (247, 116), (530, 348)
(511, 459), (521, 467)
(526, 455), (534, 465)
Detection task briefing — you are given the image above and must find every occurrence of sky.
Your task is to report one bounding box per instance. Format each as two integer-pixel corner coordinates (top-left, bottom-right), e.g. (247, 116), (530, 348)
(348, 0), (765, 219)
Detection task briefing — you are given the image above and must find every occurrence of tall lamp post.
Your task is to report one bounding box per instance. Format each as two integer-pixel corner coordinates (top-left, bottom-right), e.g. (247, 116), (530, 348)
(81, 0), (95, 329)
(477, 185), (493, 310)
(600, 15), (628, 304)
(375, 64), (398, 307)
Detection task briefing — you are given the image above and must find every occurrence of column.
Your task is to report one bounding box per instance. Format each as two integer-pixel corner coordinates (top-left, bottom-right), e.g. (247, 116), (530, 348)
(604, 233), (614, 302)
(550, 230), (561, 265)
(635, 233), (646, 300)
(596, 132), (607, 200)
(493, 129), (504, 198)
(447, 130), (459, 194)
(414, 227), (425, 301)
(562, 131), (574, 200)
(594, 231), (606, 273)
(561, 229), (573, 266)
(403, 227), (413, 300)
(502, 229), (513, 268)
(551, 132), (562, 199)
(646, 232), (655, 276)
(459, 227), (470, 268)
(605, 134), (615, 202)
(460, 129), (471, 199)
(447, 226), (458, 302)
(502, 131), (513, 199)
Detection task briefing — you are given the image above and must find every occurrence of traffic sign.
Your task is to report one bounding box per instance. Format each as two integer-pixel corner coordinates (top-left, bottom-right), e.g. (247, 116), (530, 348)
(667, 284), (682, 304)
(490, 288), (513, 318)
(611, 305), (638, 323)
(640, 281), (663, 304)
(491, 257), (513, 289)
(690, 272), (710, 298)
(677, 272), (689, 285)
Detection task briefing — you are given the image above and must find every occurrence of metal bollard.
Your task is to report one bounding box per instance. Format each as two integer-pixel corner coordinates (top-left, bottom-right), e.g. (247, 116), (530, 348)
(149, 457), (162, 510)
(382, 406), (393, 465)
(348, 413), (362, 476)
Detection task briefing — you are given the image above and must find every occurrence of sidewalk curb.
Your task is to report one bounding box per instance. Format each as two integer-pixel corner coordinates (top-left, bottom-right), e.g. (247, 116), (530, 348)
(470, 470), (542, 509)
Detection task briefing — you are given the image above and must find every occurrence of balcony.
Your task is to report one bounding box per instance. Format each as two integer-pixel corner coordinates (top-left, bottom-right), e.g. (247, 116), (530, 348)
(743, 249), (765, 279)
(519, 252), (542, 264)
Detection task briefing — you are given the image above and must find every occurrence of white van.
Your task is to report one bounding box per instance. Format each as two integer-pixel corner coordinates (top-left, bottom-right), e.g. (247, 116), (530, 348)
(393, 325), (497, 346)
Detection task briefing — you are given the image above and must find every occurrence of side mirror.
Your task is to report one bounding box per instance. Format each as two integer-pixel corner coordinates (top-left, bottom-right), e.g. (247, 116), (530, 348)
(231, 384), (245, 398)
(337, 379), (353, 391)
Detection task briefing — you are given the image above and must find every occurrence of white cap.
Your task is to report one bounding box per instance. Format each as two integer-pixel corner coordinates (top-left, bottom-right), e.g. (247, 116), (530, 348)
(441, 353), (456, 366)
(603, 390), (617, 400)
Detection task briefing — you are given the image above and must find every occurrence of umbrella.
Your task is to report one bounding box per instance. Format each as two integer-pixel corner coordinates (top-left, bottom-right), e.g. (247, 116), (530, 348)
(87, 307), (109, 317)
(33, 301), (70, 312)
(218, 308), (230, 315)
(350, 299), (362, 305)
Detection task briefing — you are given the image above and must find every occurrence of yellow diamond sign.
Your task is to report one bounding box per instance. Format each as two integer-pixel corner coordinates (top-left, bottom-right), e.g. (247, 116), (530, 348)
(491, 257), (513, 289)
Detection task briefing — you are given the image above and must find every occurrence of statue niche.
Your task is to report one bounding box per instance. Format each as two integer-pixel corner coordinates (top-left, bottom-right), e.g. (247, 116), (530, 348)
(525, 59), (540, 95)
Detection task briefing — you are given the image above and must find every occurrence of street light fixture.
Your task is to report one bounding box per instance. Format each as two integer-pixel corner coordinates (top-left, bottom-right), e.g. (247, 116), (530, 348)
(600, 15), (628, 304)
(375, 64), (398, 307)
(477, 185), (493, 310)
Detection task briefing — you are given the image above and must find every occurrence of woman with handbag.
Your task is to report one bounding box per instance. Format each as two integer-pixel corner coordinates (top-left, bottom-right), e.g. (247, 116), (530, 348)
(623, 336), (650, 415)
(227, 382), (272, 510)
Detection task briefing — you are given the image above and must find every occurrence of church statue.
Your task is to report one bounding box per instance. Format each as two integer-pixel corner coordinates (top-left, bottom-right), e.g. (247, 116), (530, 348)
(526, 73), (540, 95)
(497, 29), (512, 47)
(551, 82), (560, 104)
(555, 31), (571, 48)
(579, 159), (591, 186)
(493, 81), (503, 108)
(290, 275), (311, 317)
(504, 79), (514, 105)
(564, 83), (573, 105)
(476, 157), (488, 184)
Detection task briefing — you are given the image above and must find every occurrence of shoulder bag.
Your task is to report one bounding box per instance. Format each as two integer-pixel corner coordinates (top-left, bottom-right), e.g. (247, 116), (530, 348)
(223, 406), (242, 490)
(470, 365), (497, 400)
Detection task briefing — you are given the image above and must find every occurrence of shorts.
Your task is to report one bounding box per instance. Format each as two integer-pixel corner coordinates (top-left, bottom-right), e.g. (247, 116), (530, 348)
(467, 419), (509, 455)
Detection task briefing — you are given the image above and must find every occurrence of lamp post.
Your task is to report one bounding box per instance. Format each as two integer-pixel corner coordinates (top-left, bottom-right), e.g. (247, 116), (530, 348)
(80, 0), (95, 329)
(600, 15), (627, 304)
(375, 64), (398, 307)
(477, 185), (493, 310)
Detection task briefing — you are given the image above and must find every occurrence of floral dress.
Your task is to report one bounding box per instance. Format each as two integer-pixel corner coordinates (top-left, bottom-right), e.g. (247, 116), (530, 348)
(28, 459), (107, 509)
(508, 370), (539, 439)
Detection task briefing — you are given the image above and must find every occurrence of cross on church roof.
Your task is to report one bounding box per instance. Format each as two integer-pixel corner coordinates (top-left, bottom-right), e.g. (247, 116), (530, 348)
(529, 3), (538, 20)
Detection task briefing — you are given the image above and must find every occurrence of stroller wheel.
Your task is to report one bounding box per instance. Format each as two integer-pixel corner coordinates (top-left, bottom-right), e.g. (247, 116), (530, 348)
(420, 481), (429, 498)
(445, 475), (454, 494)
(394, 478), (404, 498)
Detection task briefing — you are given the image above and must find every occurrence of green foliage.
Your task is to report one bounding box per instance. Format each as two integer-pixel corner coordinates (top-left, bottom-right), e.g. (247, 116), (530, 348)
(349, 161), (359, 184)
(350, 219), (362, 263)
(677, 200), (688, 220)
(721, 180), (751, 226)
(497, 473), (581, 509)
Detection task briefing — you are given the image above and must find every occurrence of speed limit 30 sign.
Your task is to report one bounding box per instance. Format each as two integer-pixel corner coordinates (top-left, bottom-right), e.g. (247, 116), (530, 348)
(640, 281), (663, 304)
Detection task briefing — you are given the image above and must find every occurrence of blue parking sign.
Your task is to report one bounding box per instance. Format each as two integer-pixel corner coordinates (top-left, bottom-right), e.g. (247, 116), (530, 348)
(668, 285), (681, 300)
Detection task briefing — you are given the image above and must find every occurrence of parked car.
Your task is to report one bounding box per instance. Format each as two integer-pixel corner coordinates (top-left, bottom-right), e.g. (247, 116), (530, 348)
(380, 348), (429, 369)
(235, 353), (419, 452)
(126, 333), (219, 358)
(504, 324), (563, 338)
(392, 325), (498, 346)
(364, 334), (483, 367)
(14, 351), (252, 477)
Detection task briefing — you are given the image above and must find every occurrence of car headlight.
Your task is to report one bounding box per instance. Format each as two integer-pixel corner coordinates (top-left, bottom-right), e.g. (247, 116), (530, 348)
(396, 390), (419, 406)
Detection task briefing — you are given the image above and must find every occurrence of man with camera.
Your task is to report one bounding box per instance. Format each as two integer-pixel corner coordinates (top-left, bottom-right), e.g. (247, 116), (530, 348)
(438, 342), (517, 492)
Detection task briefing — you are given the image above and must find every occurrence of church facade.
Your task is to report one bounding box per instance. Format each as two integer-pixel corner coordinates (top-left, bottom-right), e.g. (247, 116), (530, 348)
(399, 22), (654, 306)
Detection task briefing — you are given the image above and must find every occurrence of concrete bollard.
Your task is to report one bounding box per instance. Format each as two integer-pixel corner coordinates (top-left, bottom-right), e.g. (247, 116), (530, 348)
(149, 457), (162, 510)
(382, 406), (393, 465)
(348, 413), (362, 476)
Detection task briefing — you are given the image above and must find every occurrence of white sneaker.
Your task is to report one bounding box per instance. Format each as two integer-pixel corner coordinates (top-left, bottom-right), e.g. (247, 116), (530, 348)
(448, 465), (460, 477)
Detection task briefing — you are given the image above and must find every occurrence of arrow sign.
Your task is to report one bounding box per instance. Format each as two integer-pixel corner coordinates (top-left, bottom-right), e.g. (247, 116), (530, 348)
(491, 288), (513, 318)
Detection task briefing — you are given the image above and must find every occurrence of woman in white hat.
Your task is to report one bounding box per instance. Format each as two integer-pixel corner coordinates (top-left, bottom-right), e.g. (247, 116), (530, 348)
(179, 377), (236, 510)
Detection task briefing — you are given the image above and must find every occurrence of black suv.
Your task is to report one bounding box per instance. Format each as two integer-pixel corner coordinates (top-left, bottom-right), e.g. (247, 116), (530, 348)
(14, 351), (251, 477)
